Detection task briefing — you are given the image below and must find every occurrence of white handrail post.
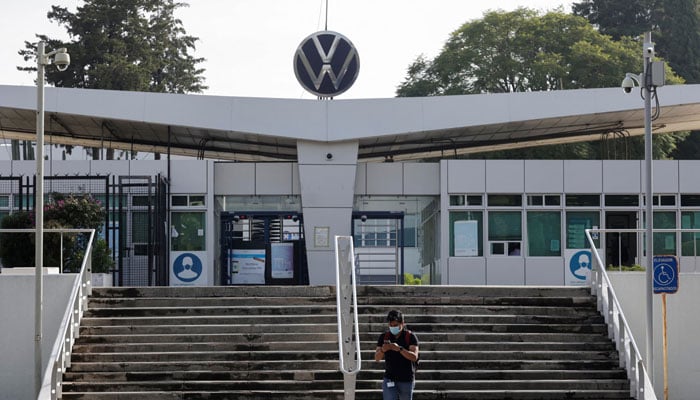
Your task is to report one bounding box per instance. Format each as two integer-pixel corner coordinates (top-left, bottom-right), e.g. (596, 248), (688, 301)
(335, 235), (361, 400)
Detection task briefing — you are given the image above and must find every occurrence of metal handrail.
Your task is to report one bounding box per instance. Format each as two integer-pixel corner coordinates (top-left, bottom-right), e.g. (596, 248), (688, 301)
(334, 235), (361, 400)
(585, 228), (657, 400)
(30, 228), (95, 400)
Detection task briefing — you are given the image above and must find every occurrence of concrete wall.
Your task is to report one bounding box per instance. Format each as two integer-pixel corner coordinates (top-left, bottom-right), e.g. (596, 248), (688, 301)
(0, 274), (76, 400)
(609, 273), (700, 400)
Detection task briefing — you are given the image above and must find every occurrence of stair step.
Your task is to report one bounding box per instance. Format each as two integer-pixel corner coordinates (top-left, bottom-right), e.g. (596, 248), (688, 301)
(63, 369), (628, 382)
(61, 390), (634, 400)
(62, 286), (634, 399)
(72, 340), (616, 353)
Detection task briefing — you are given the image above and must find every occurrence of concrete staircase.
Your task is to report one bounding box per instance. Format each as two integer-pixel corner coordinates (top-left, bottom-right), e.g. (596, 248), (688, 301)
(61, 285), (634, 399)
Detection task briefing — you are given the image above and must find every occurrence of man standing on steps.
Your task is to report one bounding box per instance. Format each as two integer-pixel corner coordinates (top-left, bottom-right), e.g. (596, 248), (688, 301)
(374, 309), (420, 400)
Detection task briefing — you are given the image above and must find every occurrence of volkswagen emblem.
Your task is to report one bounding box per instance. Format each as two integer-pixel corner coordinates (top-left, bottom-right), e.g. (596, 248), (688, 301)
(294, 31), (360, 97)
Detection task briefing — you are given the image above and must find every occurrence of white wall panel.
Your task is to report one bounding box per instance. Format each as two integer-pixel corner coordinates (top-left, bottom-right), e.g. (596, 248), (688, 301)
(46, 160), (90, 176)
(486, 258), (525, 285)
(255, 163), (293, 195)
(354, 163), (367, 195)
(447, 257), (486, 285)
(447, 160), (485, 193)
(404, 163), (439, 195)
(214, 163), (255, 195)
(296, 140), (359, 164)
(564, 160), (602, 193)
(89, 160), (129, 176)
(679, 161), (700, 192)
(292, 163), (301, 195)
(169, 160), (207, 193)
(525, 258), (565, 285)
(486, 160), (524, 193)
(603, 160), (641, 193)
(298, 165), (357, 208)
(525, 160), (563, 193)
(367, 163), (403, 195)
(0, 161), (11, 176)
(646, 160), (678, 193)
(11, 161), (38, 177)
(126, 160), (167, 176)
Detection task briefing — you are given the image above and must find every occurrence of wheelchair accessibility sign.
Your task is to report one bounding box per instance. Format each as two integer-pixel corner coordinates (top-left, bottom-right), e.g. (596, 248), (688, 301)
(653, 256), (679, 294)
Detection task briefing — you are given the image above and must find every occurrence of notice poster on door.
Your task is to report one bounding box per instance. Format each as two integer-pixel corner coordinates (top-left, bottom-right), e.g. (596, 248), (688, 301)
(454, 220), (478, 256)
(271, 242), (294, 279)
(230, 249), (266, 284)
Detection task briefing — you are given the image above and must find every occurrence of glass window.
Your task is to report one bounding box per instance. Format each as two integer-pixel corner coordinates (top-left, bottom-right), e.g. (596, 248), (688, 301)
(449, 195), (465, 206)
(527, 196), (543, 206)
(132, 195), (152, 207)
(449, 211), (482, 257)
(566, 211), (600, 249)
(189, 195), (205, 206)
(566, 194), (600, 207)
(171, 211), (206, 251)
(605, 195), (639, 207)
(488, 211), (522, 241)
(527, 195), (561, 207)
(527, 211), (561, 256)
(654, 211), (676, 255)
(131, 212), (150, 243)
(0, 195), (9, 208)
(488, 195), (522, 207)
(466, 195), (483, 206)
(171, 196), (188, 207)
(681, 211), (700, 256)
(681, 195), (700, 207)
(403, 215), (417, 247)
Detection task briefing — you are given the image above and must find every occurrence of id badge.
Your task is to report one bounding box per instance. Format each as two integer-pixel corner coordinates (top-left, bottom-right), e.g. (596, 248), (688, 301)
(387, 381), (395, 388)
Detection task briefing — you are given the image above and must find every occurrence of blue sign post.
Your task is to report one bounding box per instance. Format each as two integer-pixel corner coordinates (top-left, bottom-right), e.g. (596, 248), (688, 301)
(653, 256), (679, 294)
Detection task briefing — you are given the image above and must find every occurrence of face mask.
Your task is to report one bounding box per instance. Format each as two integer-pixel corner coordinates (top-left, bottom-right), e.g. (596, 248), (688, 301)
(389, 326), (402, 335)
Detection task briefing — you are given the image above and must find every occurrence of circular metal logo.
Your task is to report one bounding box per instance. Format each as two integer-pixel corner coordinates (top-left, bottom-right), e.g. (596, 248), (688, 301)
(294, 31), (360, 97)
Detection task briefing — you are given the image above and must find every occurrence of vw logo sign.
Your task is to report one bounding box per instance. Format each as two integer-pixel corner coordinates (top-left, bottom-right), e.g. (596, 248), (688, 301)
(294, 31), (360, 97)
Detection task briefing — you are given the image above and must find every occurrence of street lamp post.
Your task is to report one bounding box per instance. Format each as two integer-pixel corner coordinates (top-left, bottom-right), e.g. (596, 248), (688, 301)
(622, 31), (657, 382)
(35, 41), (70, 396)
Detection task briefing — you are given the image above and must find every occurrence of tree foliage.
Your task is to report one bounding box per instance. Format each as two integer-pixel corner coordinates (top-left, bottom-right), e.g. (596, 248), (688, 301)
(398, 8), (656, 96)
(573, 0), (700, 83)
(18, 0), (206, 93)
(396, 8), (685, 159)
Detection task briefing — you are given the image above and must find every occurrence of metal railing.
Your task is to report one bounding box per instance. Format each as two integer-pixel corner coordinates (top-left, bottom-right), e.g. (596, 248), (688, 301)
(9, 227), (95, 400)
(334, 235), (361, 400)
(585, 228), (657, 400)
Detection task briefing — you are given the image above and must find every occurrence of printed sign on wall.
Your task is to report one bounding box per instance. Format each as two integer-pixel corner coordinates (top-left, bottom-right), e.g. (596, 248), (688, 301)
(565, 249), (599, 286)
(170, 251), (208, 286)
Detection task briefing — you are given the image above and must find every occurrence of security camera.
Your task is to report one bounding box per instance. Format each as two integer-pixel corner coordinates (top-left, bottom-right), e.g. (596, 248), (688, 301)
(646, 47), (654, 55)
(53, 51), (70, 71)
(360, 215), (367, 223)
(621, 76), (635, 94)
(326, 153), (333, 160)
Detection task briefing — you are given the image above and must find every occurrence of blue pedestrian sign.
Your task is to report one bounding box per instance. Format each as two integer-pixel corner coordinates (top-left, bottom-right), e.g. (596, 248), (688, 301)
(653, 256), (679, 294)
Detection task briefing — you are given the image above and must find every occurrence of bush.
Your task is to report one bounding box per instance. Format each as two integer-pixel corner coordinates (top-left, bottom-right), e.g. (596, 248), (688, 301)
(0, 211), (35, 267)
(404, 273), (423, 285)
(606, 264), (646, 272)
(0, 194), (113, 273)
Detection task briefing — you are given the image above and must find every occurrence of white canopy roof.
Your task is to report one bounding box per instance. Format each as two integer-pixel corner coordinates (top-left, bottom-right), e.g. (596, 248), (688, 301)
(1, 84), (700, 161)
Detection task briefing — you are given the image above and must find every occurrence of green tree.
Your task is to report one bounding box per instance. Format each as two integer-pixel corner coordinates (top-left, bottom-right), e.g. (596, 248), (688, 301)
(17, 0), (206, 159)
(573, 0), (700, 83)
(396, 8), (685, 159)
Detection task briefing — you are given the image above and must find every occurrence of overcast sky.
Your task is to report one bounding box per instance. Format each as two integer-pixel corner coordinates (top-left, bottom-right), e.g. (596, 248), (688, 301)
(2, 0), (573, 99)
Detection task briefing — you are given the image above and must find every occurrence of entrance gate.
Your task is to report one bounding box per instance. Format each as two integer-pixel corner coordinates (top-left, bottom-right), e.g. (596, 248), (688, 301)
(115, 175), (168, 286)
(220, 211), (307, 285)
(351, 211), (405, 285)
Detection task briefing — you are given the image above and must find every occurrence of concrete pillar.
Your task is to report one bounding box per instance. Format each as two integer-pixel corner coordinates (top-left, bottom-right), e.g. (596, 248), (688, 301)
(297, 140), (359, 285)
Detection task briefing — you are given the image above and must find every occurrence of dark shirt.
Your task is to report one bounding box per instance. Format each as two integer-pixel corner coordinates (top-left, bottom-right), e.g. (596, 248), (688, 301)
(376, 329), (419, 382)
